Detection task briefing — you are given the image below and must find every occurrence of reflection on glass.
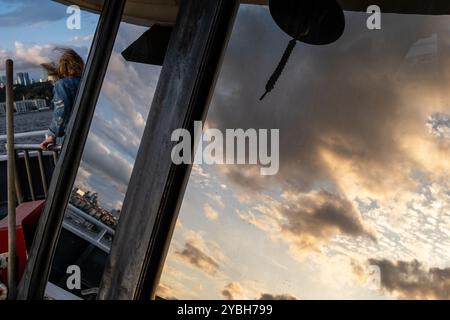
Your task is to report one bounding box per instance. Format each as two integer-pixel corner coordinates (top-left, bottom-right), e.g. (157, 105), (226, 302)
(159, 5), (450, 300)
(0, 0), (114, 299)
(48, 20), (161, 299)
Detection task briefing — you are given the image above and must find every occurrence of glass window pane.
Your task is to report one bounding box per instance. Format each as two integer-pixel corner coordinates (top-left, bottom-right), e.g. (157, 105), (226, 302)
(159, 4), (450, 300)
(47, 16), (162, 299)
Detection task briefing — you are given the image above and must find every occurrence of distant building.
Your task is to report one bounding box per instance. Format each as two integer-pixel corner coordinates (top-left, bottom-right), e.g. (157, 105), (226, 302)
(0, 103), (5, 114)
(42, 69), (49, 82)
(17, 73), (25, 85)
(16, 72), (31, 86)
(70, 188), (118, 229)
(0, 75), (6, 85)
(76, 188), (86, 197)
(24, 73), (30, 85)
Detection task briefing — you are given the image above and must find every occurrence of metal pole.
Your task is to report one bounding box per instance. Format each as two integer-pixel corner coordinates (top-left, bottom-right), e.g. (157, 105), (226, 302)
(23, 150), (36, 201)
(6, 59), (17, 300)
(52, 151), (58, 166)
(36, 150), (48, 197)
(14, 151), (23, 204)
(16, 0), (126, 300)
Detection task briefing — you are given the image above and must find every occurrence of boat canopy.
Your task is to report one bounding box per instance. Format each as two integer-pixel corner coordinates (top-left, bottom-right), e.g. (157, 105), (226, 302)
(54, 0), (450, 26)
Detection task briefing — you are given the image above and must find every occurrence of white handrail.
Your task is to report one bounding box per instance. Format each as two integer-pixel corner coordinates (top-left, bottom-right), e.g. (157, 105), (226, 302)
(64, 204), (115, 253)
(67, 204), (116, 235)
(0, 130), (47, 141)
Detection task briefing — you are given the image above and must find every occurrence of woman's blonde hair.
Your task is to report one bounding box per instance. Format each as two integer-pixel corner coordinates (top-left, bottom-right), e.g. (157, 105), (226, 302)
(42, 48), (84, 79)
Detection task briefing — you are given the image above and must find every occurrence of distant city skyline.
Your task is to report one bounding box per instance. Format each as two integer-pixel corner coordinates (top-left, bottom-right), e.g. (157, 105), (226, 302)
(0, 71), (41, 86)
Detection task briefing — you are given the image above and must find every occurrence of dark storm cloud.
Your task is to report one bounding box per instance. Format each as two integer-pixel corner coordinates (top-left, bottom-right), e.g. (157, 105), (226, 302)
(221, 282), (298, 300)
(370, 259), (450, 299)
(176, 242), (220, 275)
(207, 6), (450, 250)
(221, 282), (240, 300)
(210, 7), (448, 194)
(0, 0), (66, 27)
(221, 289), (233, 300)
(238, 188), (376, 254)
(280, 190), (375, 243)
(259, 293), (297, 300)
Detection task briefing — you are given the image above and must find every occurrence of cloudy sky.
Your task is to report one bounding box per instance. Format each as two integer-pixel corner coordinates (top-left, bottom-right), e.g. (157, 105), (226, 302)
(159, 6), (450, 300)
(0, 0), (98, 78)
(1, 1), (450, 300)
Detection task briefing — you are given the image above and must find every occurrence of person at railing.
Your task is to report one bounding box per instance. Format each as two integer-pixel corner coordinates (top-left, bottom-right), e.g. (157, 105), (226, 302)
(40, 49), (84, 150)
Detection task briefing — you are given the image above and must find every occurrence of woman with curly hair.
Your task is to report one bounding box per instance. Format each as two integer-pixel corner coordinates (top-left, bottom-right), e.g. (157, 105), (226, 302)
(40, 48), (84, 150)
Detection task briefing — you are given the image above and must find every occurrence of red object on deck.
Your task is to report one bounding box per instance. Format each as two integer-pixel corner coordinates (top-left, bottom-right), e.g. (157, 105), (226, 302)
(0, 200), (45, 287)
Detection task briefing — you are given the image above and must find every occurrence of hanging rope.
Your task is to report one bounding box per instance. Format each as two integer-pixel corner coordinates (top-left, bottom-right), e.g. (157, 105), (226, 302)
(260, 38), (297, 101)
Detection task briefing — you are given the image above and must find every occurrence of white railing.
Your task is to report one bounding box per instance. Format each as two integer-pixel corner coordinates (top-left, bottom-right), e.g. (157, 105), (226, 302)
(0, 130), (48, 161)
(0, 130), (47, 141)
(2, 140), (114, 252)
(5, 143), (60, 202)
(64, 204), (114, 253)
